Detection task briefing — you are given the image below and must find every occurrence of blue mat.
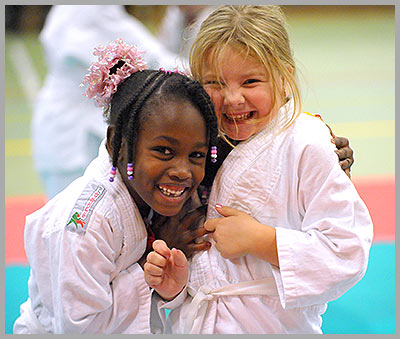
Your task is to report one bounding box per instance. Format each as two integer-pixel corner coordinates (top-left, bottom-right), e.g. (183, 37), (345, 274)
(5, 243), (394, 334)
(321, 242), (395, 334)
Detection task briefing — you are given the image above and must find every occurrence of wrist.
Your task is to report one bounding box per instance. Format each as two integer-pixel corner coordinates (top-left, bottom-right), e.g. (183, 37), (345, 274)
(251, 223), (279, 267)
(157, 285), (186, 301)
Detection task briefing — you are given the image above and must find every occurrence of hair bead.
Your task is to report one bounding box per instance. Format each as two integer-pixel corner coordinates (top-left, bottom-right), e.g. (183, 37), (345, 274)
(109, 166), (117, 182)
(211, 145), (218, 163)
(127, 162), (134, 180)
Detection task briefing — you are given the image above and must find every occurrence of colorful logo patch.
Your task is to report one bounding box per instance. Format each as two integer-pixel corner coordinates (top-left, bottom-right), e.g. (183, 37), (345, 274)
(67, 212), (86, 229)
(66, 181), (106, 234)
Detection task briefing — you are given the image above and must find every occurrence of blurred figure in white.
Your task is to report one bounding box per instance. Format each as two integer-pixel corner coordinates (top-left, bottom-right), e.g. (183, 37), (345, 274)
(32, 5), (184, 198)
(157, 6), (214, 61)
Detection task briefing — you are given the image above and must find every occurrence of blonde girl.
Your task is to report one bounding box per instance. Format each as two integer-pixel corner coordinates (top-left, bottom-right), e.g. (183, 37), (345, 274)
(144, 6), (373, 334)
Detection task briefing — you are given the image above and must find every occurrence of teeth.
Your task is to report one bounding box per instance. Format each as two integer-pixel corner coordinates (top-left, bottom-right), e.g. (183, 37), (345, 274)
(159, 186), (185, 197)
(226, 112), (251, 121)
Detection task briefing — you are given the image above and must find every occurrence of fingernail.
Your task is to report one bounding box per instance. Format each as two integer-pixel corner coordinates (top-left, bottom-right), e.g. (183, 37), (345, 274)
(215, 204), (222, 209)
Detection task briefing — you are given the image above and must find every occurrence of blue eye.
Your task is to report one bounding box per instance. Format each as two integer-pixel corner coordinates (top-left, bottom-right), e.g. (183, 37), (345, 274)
(204, 80), (225, 87)
(244, 79), (259, 84)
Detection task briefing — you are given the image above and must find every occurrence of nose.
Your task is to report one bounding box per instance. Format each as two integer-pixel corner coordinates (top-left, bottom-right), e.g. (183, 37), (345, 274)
(223, 86), (245, 107)
(168, 158), (192, 181)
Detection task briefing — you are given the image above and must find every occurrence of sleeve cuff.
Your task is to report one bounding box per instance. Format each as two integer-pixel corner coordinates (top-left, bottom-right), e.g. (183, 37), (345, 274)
(153, 285), (188, 310)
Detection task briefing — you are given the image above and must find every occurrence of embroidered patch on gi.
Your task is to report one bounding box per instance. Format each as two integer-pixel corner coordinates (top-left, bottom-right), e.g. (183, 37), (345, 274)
(66, 181), (106, 234)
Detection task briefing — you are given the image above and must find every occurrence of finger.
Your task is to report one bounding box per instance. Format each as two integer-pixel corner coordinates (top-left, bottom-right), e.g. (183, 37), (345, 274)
(181, 205), (207, 231)
(187, 241), (211, 254)
(152, 239), (171, 259)
(204, 218), (217, 232)
(146, 251), (168, 268)
(333, 136), (349, 149)
(183, 242), (211, 259)
(179, 226), (213, 245)
(143, 262), (164, 277)
(339, 158), (353, 170)
(171, 248), (188, 268)
(334, 148), (347, 161)
(336, 147), (354, 164)
(344, 168), (351, 179)
(192, 226), (214, 238)
(170, 248), (189, 285)
(144, 272), (163, 287)
(215, 204), (244, 217)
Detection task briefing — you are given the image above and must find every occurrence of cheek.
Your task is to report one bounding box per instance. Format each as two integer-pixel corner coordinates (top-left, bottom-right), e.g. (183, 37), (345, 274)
(132, 163), (153, 187)
(193, 164), (206, 185)
(205, 88), (223, 112)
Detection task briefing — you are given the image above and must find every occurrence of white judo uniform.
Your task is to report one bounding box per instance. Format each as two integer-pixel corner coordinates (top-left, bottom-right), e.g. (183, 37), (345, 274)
(13, 141), (162, 334)
(161, 103), (373, 334)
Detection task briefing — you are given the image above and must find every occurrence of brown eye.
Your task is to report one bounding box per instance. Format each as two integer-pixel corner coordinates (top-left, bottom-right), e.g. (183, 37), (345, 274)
(190, 151), (206, 159)
(152, 146), (173, 157)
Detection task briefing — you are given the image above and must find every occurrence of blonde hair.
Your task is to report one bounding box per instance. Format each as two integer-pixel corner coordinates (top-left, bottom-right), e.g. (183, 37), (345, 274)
(189, 5), (302, 131)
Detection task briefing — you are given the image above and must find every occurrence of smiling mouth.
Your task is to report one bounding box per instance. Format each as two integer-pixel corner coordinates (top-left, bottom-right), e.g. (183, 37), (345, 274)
(157, 184), (187, 198)
(224, 111), (254, 122)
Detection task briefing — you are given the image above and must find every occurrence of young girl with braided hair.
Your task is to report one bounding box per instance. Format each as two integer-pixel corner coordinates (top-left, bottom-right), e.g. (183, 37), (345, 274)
(13, 39), (219, 334)
(144, 6), (373, 334)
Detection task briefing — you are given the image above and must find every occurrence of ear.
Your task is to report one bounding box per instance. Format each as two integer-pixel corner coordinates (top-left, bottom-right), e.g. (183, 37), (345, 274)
(280, 65), (294, 96)
(106, 125), (116, 159)
(106, 124), (128, 164)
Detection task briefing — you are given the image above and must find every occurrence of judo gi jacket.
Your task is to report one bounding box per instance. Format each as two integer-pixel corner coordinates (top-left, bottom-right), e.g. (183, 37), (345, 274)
(14, 142), (161, 333)
(162, 104), (373, 334)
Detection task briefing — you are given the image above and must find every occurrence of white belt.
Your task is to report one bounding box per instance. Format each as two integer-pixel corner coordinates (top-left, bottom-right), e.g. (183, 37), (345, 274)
(184, 277), (279, 334)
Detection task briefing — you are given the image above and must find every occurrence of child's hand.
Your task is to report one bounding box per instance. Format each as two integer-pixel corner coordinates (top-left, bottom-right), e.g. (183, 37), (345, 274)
(325, 123), (353, 178)
(333, 136), (353, 178)
(143, 239), (189, 301)
(152, 205), (211, 259)
(205, 205), (279, 266)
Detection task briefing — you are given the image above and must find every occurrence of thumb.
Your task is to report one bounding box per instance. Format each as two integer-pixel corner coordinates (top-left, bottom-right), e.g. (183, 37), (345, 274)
(215, 204), (243, 217)
(152, 239), (171, 259)
(171, 248), (188, 268)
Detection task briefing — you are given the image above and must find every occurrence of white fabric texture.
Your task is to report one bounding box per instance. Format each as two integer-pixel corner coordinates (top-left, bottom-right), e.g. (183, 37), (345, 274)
(13, 141), (161, 334)
(164, 102), (373, 334)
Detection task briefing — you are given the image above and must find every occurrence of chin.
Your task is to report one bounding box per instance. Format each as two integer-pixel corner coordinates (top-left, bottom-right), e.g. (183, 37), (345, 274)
(225, 129), (255, 141)
(222, 124), (256, 141)
(153, 205), (182, 218)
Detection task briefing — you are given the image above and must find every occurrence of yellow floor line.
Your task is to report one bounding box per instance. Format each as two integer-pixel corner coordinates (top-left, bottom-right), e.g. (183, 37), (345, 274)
(4, 120), (394, 158)
(5, 139), (31, 157)
(328, 120), (394, 139)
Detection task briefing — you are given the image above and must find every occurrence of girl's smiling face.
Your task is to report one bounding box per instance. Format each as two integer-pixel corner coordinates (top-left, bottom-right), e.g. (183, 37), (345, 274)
(115, 99), (208, 217)
(202, 46), (283, 141)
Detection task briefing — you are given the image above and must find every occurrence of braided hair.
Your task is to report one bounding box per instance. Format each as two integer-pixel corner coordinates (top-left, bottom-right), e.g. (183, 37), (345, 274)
(106, 69), (221, 190)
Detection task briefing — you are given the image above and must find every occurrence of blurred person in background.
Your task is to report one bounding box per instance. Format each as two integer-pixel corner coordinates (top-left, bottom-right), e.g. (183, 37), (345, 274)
(32, 5), (185, 199)
(157, 6), (214, 60)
